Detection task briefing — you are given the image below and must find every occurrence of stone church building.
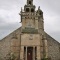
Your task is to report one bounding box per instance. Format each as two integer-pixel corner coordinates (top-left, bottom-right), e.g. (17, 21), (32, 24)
(0, 0), (60, 60)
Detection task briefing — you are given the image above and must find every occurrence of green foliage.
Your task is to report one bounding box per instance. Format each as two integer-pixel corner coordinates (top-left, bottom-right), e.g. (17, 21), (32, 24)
(11, 53), (16, 60)
(6, 53), (16, 60)
(41, 58), (48, 60)
(0, 57), (3, 60)
(41, 58), (51, 60)
(0, 54), (3, 60)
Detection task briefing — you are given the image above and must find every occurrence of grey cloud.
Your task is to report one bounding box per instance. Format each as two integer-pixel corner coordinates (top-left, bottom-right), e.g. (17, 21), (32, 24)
(0, 22), (20, 30)
(49, 32), (60, 42)
(0, 17), (5, 23)
(0, 22), (20, 40)
(36, 0), (60, 15)
(0, 0), (25, 10)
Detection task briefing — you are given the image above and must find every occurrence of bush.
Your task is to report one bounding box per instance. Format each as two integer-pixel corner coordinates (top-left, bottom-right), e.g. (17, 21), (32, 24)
(0, 57), (3, 60)
(0, 54), (3, 60)
(41, 58), (51, 60)
(6, 53), (16, 60)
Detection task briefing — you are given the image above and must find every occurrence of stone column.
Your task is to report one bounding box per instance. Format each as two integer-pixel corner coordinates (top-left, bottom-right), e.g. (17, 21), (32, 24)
(26, 46), (27, 60)
(44, 39), (48, 58)
(33, 46), (35, 60)
(20, 46), (24, 60)
(37, 46), (41, 60)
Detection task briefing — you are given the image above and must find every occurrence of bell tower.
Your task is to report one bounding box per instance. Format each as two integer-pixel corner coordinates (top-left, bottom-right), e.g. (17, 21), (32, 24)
(20, 0), (44, 34)
(19, 0), (48, 60)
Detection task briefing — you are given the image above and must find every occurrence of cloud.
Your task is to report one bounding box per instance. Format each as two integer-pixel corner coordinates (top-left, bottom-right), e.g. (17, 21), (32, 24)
(0, 22), (20, 40)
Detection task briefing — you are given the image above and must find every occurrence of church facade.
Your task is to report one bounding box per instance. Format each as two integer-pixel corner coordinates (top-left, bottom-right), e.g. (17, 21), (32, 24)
(0, 0), (60, 60)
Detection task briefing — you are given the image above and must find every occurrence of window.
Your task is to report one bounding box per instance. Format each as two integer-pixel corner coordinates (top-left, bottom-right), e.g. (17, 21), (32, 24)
(26, 8), (29, 12)
(29, 1), (31, 5)
(39, 12), (42, 15)
(31, 8), (34, 12)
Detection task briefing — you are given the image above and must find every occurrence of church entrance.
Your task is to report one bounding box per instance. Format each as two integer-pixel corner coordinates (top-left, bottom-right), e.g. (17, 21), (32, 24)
(24, 47), (37, 60)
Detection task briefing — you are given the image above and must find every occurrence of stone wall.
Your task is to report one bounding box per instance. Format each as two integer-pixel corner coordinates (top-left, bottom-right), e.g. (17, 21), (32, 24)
(45, 32), (60, 60)
(0, 34), (11, 60)
(0, 27), (21, 60)
(0, 27), (60, 60)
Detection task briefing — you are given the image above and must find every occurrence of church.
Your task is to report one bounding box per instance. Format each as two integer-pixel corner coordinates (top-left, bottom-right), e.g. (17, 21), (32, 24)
(0, 0), (60, 60)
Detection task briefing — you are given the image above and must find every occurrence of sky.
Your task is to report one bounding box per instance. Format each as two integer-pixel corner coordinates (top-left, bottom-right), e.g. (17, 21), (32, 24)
(0, 0), (60, 42)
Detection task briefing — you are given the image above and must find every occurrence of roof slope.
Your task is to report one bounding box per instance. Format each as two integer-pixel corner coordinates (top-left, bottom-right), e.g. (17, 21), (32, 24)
(0, 27), (60, 44)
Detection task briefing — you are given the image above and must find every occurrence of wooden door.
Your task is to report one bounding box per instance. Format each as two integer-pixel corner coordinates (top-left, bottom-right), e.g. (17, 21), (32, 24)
(27, 47), (33, 60)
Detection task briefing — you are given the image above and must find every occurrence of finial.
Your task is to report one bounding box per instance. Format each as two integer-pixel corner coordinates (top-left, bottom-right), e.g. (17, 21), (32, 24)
(38, 6), (40, 10)
(21, 7), (22, 12)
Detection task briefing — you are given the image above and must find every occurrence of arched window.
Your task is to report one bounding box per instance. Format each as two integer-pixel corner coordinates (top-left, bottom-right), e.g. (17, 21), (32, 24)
(26, 8), (29, 12)
(31, 8), (34, 12)
(39, 12), (42, 15)
(29, 1), (31, 5)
